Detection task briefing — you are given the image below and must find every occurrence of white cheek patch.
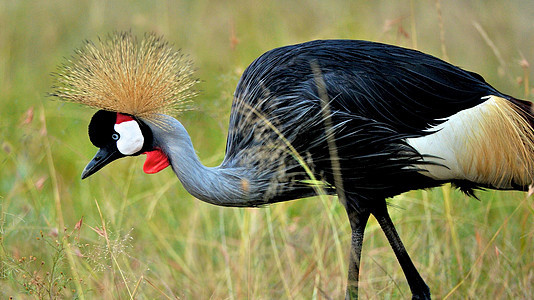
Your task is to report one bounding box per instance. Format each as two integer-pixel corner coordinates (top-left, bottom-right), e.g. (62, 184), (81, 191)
(114, 120), (144, 155)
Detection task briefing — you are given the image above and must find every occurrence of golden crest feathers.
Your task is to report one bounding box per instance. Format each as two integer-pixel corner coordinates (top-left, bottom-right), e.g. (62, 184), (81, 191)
(51, 31), (198, 124)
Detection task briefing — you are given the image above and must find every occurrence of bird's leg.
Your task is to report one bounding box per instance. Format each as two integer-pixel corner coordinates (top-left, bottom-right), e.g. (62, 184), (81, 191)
(345, 206), (370, 300)
(372, 204), (431, 300)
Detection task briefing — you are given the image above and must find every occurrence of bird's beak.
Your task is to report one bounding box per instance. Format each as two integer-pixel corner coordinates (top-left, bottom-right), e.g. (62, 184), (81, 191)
(81, 147), (122, 179)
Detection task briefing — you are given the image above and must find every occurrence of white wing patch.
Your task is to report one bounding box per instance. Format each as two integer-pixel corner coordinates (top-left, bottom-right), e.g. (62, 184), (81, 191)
(406, 100), (488, 181)
(114, 120), (144, 155)
(407, 96), (534, 189)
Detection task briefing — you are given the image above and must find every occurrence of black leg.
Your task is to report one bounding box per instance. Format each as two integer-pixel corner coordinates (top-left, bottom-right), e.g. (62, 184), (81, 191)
(345, 206), (370, 300)
(372, 204), (431, 300)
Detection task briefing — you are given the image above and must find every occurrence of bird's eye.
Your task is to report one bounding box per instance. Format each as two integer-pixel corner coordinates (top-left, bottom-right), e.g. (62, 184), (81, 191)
(112, 133), (120, 141)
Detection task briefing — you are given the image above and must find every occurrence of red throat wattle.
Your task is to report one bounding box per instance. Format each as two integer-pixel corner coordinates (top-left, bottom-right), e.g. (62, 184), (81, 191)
(143, 148), (170, 174)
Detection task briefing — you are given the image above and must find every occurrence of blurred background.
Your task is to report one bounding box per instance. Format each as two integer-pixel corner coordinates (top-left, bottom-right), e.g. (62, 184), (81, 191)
(1, 0), (533, 298)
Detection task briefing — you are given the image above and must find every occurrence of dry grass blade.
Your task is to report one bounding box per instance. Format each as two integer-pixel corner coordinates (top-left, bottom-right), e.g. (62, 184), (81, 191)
(40, 103), (86, 300)
(94, 198), (133, 299)
(443, 196), (527, 299)
(144, 277), (175, 300)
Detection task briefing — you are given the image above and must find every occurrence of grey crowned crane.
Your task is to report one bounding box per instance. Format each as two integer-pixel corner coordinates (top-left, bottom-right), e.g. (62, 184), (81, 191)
(51, 32), (534, 299)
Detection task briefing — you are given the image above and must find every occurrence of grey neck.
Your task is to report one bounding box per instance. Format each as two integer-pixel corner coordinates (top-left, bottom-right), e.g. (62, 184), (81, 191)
(145, 115), (264, 207)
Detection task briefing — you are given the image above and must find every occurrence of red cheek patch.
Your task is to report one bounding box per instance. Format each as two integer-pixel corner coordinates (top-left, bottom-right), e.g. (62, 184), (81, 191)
(143, 148), (170, 174)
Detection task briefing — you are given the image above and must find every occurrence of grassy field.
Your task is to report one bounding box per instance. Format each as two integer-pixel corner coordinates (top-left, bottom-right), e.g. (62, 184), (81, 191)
(1, 0), (533, 298)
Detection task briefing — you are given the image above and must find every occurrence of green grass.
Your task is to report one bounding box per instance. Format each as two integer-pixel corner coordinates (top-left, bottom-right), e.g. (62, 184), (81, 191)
(1, 0), (533, 298)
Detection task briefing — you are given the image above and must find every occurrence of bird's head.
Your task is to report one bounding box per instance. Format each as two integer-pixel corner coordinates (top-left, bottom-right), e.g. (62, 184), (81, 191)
(82, 110), (170, 179)
(50, 32), (197, 179)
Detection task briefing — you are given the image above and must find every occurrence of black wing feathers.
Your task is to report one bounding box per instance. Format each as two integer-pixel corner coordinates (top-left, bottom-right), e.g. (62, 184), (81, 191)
(225, 40), (502, 201)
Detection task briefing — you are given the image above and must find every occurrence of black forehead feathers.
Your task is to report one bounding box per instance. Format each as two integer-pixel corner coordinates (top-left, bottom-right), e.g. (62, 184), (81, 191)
(88, 110), (117, 147)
